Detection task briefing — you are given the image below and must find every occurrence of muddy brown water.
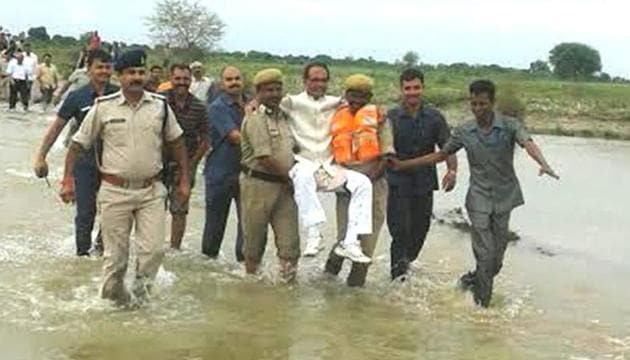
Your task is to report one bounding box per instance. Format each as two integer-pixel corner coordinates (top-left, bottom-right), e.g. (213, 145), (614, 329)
(0, 106), (629, 359)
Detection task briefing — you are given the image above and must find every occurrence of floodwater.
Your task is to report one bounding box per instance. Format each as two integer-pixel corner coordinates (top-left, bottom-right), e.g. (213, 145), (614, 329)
(0, 106), (629, 360)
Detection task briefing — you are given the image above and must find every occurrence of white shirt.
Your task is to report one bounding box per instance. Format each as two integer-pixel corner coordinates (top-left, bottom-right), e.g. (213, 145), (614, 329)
(281, 91), (341, 163)
(23, 52), (38, 75)
(189, 76), (213, 102)
(6, 59), (32, 81)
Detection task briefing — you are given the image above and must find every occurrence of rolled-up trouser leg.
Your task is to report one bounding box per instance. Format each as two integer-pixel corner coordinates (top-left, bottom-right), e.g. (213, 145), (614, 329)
(468, 210), (511, 307)
(289, 160), (326, 228)
(99, 184), (134, 302)
(133, 183), (167, 294)
(342, 169), (373, 242)
(270, 186), (300, 282)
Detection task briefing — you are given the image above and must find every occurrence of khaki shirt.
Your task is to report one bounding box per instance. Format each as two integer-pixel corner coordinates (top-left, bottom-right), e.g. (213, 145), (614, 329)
(241, 105), (295, 174)
(37, 63), (59, 88)
(73, 91), (183, 180)
(442, 111), (532, 214)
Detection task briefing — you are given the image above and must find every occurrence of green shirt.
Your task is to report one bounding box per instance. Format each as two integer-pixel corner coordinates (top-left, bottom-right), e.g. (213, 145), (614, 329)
(442, 111), (532, 214)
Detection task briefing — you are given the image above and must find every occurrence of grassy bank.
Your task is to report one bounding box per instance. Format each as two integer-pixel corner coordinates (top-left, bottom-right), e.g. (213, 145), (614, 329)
(33, 42), (630, 141)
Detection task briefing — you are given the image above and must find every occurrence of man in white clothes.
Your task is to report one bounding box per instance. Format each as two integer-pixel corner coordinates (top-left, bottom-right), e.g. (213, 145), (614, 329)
(189, 61), (214, 103)
(281, 62), (372, 263)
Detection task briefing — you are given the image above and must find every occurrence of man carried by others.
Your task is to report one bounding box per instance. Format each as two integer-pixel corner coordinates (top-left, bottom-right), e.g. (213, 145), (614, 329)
(282, 63), (373, 263)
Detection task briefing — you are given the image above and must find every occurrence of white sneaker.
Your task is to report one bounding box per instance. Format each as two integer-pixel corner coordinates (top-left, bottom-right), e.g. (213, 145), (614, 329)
(303, 234), (323, 257)
(334, 242), (371, 263)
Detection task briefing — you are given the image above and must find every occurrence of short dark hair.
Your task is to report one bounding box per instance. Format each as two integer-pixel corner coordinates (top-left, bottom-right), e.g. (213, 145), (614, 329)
(469, 79), (496, 102)
(169, 63), (190, 74)
(399, 68), (424, 85)
(303, 62), (329, 81)
(43, 53), (52, 58)
(86, 49), (112, 67)
(150, 65), (163, 72)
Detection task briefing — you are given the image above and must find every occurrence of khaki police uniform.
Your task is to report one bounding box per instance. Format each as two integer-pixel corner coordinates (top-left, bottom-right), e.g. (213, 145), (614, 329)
(72, 90), (183, 301)
(325, 117), (395, 286)
(240, 104), (300, 276)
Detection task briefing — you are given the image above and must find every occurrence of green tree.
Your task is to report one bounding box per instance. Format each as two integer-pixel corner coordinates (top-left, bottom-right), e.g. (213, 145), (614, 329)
(401, 51), (419, 67)
(27, 26), (50, 41)
(549, 42), (602, 79)
(145, 0), (225, 50)
(529, 60), (550, 73)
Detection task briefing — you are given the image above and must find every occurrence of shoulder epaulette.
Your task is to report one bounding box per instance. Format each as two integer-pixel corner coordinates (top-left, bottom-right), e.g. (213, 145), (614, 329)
(95, 91), (121, 103)
(150, 93), (166, 101)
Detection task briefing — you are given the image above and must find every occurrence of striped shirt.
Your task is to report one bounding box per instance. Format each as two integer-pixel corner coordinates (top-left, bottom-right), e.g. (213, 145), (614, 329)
(165, 91), (210, 158)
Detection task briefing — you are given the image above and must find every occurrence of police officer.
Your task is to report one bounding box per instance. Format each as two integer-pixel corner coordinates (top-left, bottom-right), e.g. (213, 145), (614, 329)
(59, 49), (190, 306)
(388, 79), (559, 307)
(386, 68), (458, 281)
(240, 68), (300, 282)
(33, 49), (117, 256)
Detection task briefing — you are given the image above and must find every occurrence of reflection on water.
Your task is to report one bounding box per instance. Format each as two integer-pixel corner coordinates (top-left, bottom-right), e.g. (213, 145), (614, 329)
(0, 108), (629, 359)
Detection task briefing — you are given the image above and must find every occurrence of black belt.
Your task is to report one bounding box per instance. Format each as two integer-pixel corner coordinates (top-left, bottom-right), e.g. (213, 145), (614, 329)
(241, 165), (288, 184)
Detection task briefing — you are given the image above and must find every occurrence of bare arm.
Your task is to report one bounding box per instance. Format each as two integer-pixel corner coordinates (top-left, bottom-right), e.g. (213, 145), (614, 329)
(226, 129), (241, 145)
(523, 140), (559, 179)
(191, 138), (210, 165)
(33, 117), (67, 177)
(388, 151), (450, 171)
(441, 154), (459, 191)
(59, 142), (84, 203)
(167, 136), (190, 186)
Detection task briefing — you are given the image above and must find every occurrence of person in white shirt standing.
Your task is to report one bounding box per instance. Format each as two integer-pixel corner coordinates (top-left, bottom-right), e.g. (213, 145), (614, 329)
(22, 43), (38, 101)
(189, 61), (213, 102)
(5, 51), (32, 111)
(282, 62), (373, 263)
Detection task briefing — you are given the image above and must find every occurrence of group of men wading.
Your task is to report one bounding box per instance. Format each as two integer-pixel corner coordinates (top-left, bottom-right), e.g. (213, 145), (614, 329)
(32, 48), (559, 308)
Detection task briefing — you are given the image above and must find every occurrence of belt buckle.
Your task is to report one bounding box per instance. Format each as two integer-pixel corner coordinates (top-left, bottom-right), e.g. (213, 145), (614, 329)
(126, 178), (144, 189)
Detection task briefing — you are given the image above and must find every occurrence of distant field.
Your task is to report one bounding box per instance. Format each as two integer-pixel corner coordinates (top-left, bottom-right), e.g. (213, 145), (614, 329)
(34, 42), (630, 140)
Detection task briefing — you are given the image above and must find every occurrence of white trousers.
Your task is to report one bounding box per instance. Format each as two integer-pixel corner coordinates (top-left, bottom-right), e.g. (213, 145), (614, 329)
(289, 158), (373, 242)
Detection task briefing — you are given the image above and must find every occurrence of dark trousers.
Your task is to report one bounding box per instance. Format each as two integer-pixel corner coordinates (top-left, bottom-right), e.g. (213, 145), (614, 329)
(467, 210), (511, 307)
(9, 79), (29, 109)
(73, 151), (101, 255)
(41, 86), (54, 105)
(201, 178), (244, 261)
(387, 188), (433, 279)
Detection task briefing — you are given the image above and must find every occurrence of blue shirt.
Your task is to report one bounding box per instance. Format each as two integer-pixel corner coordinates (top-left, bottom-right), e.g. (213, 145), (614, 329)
(387, 104), (451, 195)
(58, 82), (119, 126)
(204, 93), (245, 184)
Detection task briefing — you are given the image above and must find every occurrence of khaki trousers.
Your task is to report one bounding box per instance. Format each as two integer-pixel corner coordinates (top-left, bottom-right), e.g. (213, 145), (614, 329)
(98, 181), (167, 301)
(325, 177), (388, 287)
(240, 174), (300, 265)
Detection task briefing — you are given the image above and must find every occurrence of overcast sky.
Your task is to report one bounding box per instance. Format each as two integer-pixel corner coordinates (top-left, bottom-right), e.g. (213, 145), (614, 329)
(2, 0), (630, 77)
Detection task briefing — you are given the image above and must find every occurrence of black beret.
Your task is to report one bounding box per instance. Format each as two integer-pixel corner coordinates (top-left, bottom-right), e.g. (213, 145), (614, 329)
(115, 49), (147, 71)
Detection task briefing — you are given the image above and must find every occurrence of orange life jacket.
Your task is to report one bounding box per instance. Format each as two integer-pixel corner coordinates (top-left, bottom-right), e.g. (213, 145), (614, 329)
(330, 104), (383, 165)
